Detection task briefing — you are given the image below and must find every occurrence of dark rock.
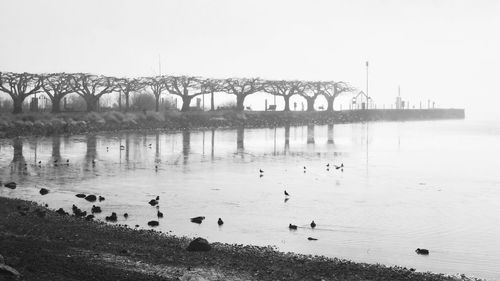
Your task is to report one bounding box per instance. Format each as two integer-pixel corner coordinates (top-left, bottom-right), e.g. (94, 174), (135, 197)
(56, 208), (68, 215)
(4, 182), (16, 189)
(105, 212), (117, 222)
(186, 237), (211, 252)
(307, 237), (318, 241)
(72, 205), (86, 217)
(0, 264), (21, 280)
(76, 193), (86, 198)
(85, 195), (97, 202)
(39, 188), (49, 195)
(85, 214), (95, 221)
(155, 195), (159, 201)
(190, 216), (205, 224)
(157, 211), (163, 218)
(416, 248), (429, 255)
(148, 199), (158, 206)
(147, 220), (159, 227)
(91, 205), (101, 213)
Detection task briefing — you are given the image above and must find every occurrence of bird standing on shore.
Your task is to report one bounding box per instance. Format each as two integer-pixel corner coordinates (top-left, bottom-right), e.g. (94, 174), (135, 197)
(310, 220), (316, 228)
(157, 210), (164, 218)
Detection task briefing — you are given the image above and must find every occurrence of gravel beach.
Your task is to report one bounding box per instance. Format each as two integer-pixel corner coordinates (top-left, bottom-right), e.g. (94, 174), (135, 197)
(0, 197), (483, 281)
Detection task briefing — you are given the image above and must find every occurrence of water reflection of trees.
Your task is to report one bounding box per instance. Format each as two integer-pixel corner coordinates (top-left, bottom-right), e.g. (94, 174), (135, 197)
(182, 129), (190, 164)
(307, 124), (315, 144)
(51, 135), (62, 161)
(2, 124), (342, 178)
(10, 137), (27, 178)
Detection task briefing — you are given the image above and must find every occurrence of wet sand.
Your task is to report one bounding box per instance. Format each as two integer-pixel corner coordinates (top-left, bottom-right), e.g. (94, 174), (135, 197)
(0, 197), (482, 281)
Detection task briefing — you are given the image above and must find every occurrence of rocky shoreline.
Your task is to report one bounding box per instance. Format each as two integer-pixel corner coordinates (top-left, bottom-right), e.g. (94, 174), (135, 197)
(0, 109), (465, 138)
(0, 197), (482, 281)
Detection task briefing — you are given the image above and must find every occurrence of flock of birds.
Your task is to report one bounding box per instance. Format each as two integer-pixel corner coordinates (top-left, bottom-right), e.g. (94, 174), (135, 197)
(2, 146), (430, 256)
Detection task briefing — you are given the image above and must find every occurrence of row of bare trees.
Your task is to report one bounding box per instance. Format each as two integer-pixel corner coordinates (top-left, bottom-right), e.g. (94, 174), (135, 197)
(0, 72), (355, 114)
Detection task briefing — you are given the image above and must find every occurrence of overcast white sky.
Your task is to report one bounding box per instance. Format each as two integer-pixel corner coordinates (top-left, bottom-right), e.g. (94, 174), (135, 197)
(1, 0), (499, 118)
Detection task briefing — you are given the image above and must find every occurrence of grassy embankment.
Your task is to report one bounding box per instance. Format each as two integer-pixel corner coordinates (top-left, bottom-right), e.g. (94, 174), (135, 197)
(0, 108), (465, 138)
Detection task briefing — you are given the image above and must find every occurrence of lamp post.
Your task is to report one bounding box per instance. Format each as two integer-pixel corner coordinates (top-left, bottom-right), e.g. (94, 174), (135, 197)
(365, 61), (370, 109)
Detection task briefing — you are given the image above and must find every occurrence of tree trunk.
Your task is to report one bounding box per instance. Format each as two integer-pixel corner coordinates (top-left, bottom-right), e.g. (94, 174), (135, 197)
(84, 96), (99, 112)
(12, 97), (24, 114)
(181, 96), (193, 112)
(283, 96), (290, 112)
(236, 95), (245, 111)
(51, 97), (62, 113)
(210, 91), (215, 111)
(125, 92), (130, 112)
(327, 98), (334, 111)
(306, 97), (315, 112)
(155, 95), (160, 112)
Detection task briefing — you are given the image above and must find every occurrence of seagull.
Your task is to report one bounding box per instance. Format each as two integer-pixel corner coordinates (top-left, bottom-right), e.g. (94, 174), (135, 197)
(259, 169), (264, 173)
(284, 190), (289, 196)
(289, 224), (298, 230)
(334, 163), (344, 170)
(326, 163), (330, 167)
(157, 210), (164, 218)
(218, 218), (224, 225)
(310, 220), (316, 228)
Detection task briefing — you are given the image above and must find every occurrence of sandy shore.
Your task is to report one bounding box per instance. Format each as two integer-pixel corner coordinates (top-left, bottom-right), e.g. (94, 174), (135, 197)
(0, 197), (483, 281)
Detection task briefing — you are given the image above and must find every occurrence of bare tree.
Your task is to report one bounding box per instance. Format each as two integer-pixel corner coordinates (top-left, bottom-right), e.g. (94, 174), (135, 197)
(264, 80), (306, 111)
(299, 82), (323, 112)
(164, 76), (205, 112)
(201, 78), (226, 111)
(41, 73), (74, 113)
(223, 78), (264, 111)
(0, 72), (43, 114)
(69, 74), (119, 112)
(321, 81), (355, 111)
(116, 78), (145, 112)
(144, 76), (168, 112)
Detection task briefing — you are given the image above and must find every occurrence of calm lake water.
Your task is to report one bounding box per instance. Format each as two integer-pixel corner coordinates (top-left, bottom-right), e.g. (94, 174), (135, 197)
(1, 119), (499, 280)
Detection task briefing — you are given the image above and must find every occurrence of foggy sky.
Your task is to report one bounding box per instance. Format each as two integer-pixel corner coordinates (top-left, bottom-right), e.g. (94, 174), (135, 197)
(1, 0), (499, 118)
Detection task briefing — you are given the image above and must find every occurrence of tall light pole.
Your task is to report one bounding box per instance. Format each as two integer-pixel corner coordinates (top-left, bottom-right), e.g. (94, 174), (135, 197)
(366, 61), (369, 109)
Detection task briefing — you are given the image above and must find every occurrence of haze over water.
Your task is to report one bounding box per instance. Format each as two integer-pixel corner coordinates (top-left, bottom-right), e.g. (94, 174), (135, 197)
(1, 118), (499, 280)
